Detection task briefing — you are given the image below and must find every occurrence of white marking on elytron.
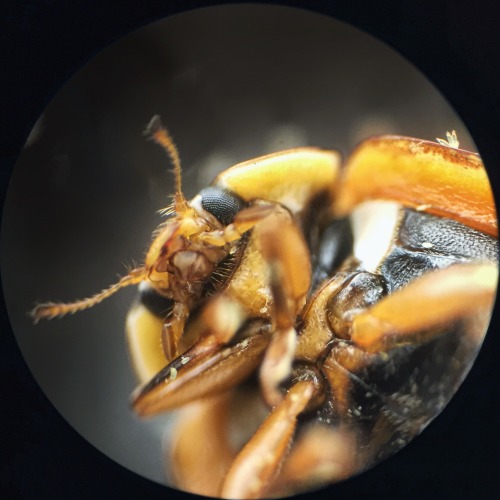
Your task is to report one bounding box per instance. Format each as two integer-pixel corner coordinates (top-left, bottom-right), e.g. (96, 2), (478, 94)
(422, 241), (434, 249)
(416, 203), (432, 212)
(350, 200), (401, 273)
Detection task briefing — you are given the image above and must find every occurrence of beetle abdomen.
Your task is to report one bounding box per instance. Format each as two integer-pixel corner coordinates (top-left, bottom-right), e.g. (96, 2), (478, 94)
(381, 208), (498, 291)
(398, 209), (498, 261)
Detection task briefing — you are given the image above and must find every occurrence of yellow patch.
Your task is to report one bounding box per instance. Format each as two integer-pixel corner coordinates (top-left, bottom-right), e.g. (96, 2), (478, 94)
(215, 148), (340, 213)
(126, 304), (167, 384)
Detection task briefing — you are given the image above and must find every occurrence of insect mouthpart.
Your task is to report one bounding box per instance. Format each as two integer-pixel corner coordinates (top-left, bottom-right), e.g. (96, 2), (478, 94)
(171, 250), (218, 282)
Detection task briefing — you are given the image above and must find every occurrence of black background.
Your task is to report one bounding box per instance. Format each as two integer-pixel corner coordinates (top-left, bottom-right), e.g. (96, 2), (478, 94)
(1, 1), (499, 499)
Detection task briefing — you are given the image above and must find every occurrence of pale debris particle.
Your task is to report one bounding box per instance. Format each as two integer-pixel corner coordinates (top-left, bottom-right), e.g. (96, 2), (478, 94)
(436, 130), (460, 149)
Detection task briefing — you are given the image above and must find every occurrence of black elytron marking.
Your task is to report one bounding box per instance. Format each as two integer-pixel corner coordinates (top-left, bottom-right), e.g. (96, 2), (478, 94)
(381, 247), (461, 291)
(139, 285), (174, 318)
(199, 187), (247, 226)
(381, 209), (499, 291)
(311, 217), (354, 289)
(400, 209), (498, 261)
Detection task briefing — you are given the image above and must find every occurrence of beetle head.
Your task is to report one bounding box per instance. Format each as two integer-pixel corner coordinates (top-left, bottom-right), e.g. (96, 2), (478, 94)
(30, 116), (228, 322)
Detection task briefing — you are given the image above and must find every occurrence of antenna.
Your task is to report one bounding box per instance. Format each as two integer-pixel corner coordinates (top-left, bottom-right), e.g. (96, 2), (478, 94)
(144, 115), (189, 213)
(30, 266), (147, 322)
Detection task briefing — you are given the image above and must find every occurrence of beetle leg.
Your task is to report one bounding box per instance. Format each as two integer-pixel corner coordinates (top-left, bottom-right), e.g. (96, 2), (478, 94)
(126, 295), (223, 384)
(198, 203), (278, 246)
(131, 295), (270, 416)
(257, 211), (312, 406)
(220, 380), (316, 499)
(259, 325), (297, 408)
(322, 343), (373, 414)
(166, 384), (270, 497)
(268, 423), (358, 496)
(317, 263), (497, 418)
(166, 392), (236, 497)
(351, 262), (498, 353)
(132, 333), (268, 416)
(160, 302), (188, 361)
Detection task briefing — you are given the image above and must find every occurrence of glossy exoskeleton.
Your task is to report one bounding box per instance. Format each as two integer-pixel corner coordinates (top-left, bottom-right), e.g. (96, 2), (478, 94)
(32, 122), (498, 498)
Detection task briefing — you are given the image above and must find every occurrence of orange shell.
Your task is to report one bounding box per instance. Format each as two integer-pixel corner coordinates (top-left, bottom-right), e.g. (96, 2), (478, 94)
(334, 136), (497, 238)
(214, 148), (340, 213)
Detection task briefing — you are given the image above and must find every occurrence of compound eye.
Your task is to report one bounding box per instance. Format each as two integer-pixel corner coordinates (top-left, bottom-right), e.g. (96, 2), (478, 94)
(199, 186), (246, 226)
